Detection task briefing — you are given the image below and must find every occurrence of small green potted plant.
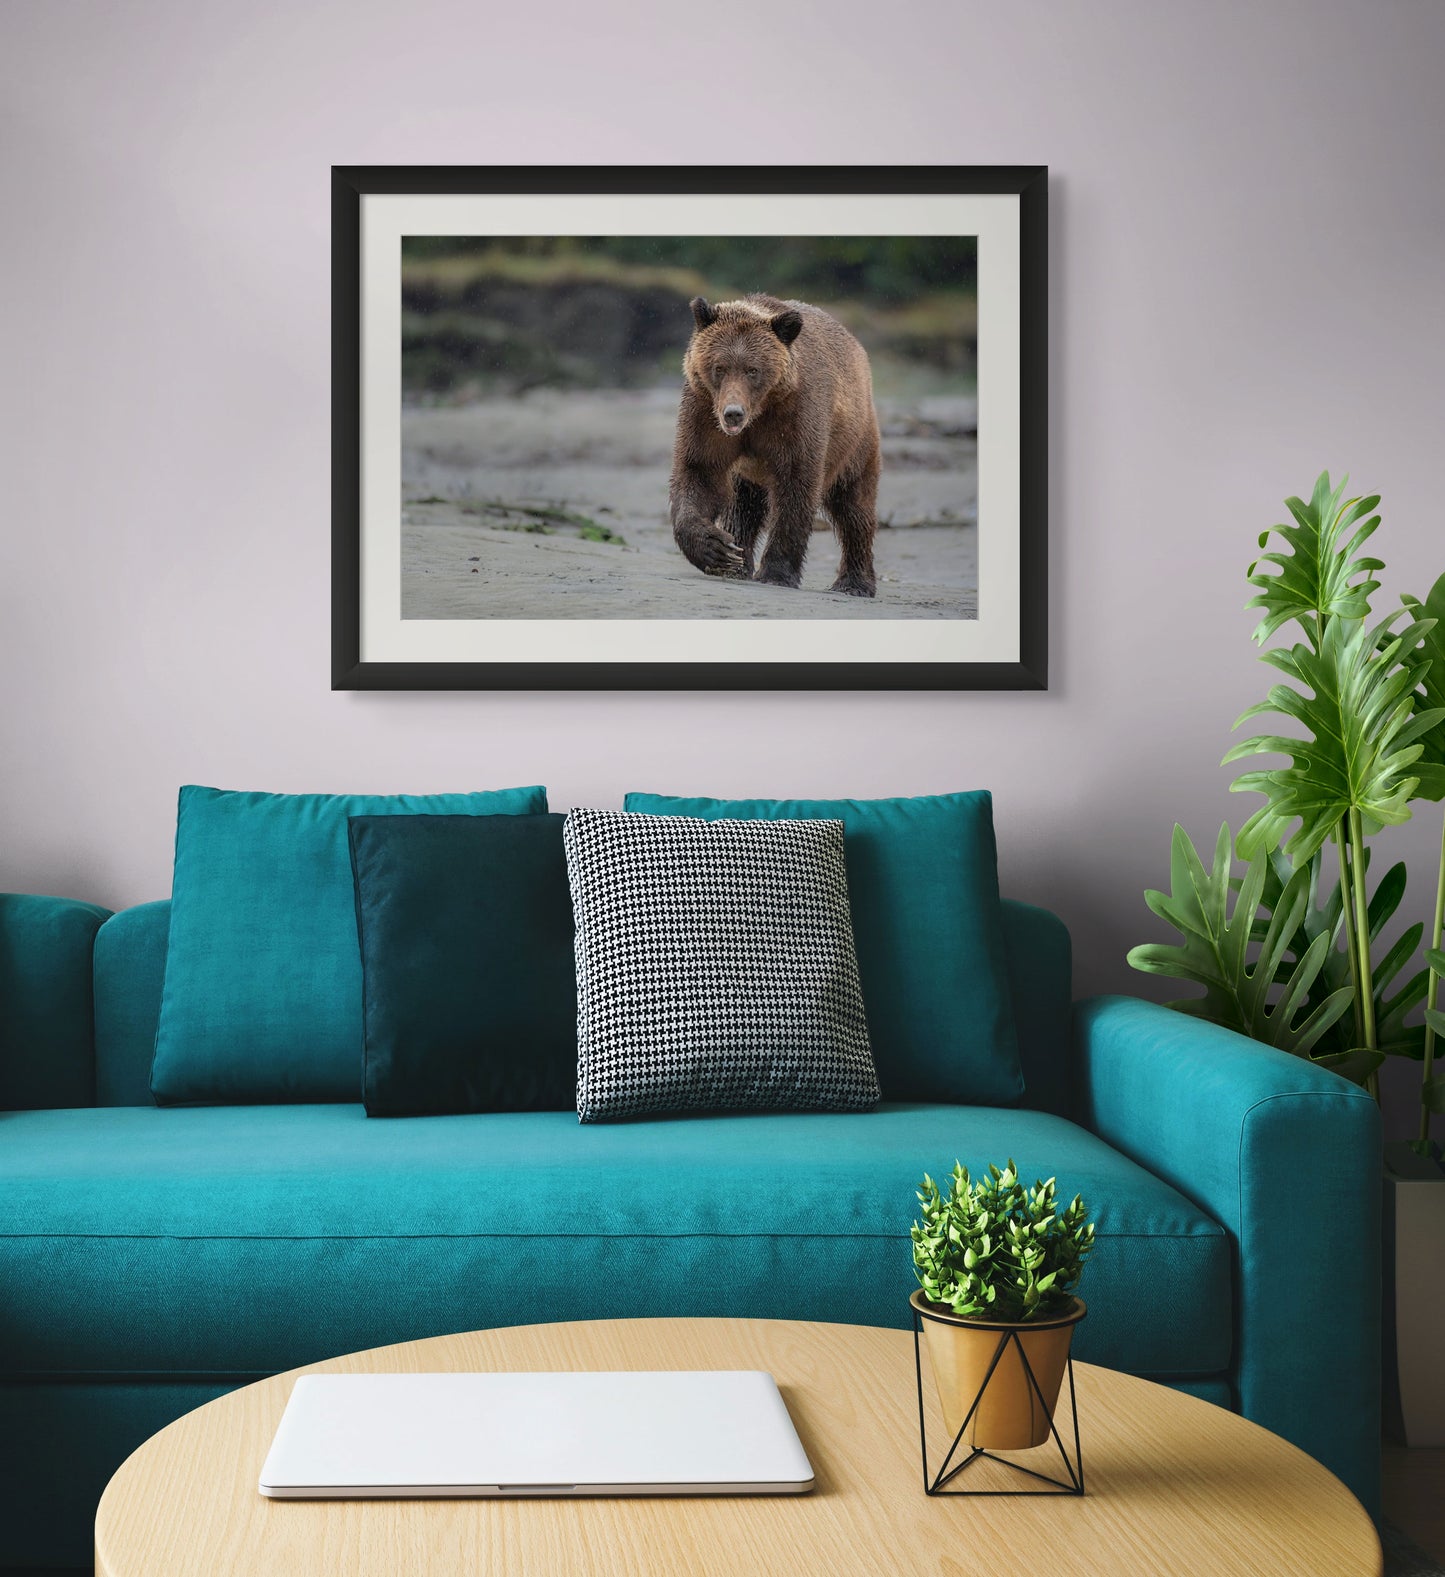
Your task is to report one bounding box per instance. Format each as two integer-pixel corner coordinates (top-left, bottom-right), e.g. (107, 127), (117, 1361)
(911, 1161), (1095, 1449)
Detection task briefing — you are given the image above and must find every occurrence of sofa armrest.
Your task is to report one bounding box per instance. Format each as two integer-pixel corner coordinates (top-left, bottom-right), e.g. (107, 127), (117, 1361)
(0, 893), (112, 1111)
(1074, 995), (1380, 1518)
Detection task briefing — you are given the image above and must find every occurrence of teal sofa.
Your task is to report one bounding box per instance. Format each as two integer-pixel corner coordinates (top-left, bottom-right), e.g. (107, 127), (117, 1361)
(0, 891), (1379, 1570)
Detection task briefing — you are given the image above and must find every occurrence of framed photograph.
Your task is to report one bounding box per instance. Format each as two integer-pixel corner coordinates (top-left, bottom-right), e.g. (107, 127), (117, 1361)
(332, 166), (1046, 691)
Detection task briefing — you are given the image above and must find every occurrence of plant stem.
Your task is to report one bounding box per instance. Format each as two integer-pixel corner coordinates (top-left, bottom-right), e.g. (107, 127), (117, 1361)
(1347, 807), (1380, 1101)
(1335, 820), (1364, 1048)
(1421, 809), (1445, 1146)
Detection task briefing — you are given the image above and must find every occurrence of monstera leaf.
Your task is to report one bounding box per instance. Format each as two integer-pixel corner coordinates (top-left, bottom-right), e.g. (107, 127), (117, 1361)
(1424, 954), (1445, 1116)
(1254, 845), (1343, 962)
(1233, 842), (1423, 1069)
(1127, 824), (1352, 1056)
(1252, 846), (1425, 1060)
(1422, 950), (1445, 1099)
(1371, 918), (1430, 1059)
(1401, 572), (1445, 803)
(1312, 1045), (1389, 1084)
(1225, 610), (1444, 863)
(1245, 471), (1382, 647)
(1427, 948), (1445, 1053)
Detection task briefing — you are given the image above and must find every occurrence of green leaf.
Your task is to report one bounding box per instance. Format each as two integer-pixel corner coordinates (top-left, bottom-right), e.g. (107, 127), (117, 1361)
(1401, 573), (1445, 802)
(911, 1160), (1095, 1321)
(1225, 610), (1442, 862)
(1312, 1046), (1388, 1083)
(1127, 823), (1353, 1055)
(1244, 471), (1382, 647)
(1427, 948), (1445, 976)
(1424, 1075), (1445, 1116)
(1247, 845), (1340, 956)
(1372, 927), (1429, 1061)
(1258, 847), (1428, 1061)
(1365, 858), (1411, 945)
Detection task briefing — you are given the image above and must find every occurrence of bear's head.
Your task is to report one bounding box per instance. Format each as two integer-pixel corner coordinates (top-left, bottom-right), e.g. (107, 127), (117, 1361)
(683, 297), (803, 437)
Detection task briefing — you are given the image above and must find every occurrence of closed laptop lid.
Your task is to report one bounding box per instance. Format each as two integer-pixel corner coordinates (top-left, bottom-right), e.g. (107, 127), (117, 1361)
(259, 1371), (815, 1498)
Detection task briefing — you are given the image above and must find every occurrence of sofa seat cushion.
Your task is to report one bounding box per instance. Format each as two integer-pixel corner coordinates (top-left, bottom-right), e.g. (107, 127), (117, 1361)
(0, 1105), (1230, 1379)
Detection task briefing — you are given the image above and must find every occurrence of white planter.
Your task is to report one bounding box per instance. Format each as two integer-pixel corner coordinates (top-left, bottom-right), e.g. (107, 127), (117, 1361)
(1384, 1141), (1445, 1446)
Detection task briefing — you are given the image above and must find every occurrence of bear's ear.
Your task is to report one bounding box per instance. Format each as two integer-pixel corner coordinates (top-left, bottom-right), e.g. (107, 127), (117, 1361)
(770, 309), (803, 346)
(690, 296), (718, 331)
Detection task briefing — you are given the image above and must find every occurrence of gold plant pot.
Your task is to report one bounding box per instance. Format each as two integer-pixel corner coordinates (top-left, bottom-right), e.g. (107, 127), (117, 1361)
(911, 1290), (1086, 1450)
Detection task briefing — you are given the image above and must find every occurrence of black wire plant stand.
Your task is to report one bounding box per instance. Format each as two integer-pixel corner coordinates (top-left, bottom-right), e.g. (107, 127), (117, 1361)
(911, 1298), (1085, 1497)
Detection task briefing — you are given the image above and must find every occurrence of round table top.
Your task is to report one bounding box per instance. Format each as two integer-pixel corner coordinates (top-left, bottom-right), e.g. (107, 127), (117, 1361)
(95, 1316), (1380, 1576)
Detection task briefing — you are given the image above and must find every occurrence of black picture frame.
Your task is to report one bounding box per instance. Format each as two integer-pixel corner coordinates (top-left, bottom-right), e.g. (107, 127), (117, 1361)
(332, 165), (1047, 692)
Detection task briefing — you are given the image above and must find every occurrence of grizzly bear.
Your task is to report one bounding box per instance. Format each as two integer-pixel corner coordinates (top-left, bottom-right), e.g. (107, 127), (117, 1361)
(668, 293), (881, 597)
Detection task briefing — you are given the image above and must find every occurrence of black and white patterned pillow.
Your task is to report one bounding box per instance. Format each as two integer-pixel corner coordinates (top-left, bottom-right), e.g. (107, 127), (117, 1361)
(563, 808), (879, 1122)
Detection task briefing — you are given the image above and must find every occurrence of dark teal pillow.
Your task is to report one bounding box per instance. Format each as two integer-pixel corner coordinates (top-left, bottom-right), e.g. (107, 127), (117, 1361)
(348, 813), (577, 1116)
(151, 784), (547, 1104)
(623, 791), (1023, 1106)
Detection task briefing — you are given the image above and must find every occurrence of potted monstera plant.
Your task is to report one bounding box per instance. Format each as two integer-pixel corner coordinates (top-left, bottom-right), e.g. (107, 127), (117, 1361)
(1127, 474), (1445, 1444)
(910, 1161), (1095, 1450)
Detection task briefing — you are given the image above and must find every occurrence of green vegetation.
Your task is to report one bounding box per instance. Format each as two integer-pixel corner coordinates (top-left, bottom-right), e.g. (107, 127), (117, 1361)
(912, 1161), (1095, 1322)
(1128, 474), (1445, 1151)
(400, 235), (977, 398)
(449, 499), (627, 547)
(401, 235), (976, 305)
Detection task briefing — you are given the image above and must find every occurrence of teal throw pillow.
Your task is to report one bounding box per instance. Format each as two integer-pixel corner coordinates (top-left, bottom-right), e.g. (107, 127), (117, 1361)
(348, 813), (577, 1116)
(622, 791), (1023, 1106)
(151, 784), (547, 1104)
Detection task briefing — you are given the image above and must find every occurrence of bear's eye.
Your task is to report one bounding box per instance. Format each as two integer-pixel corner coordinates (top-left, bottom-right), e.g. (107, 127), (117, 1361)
(746, 367), (759, 380)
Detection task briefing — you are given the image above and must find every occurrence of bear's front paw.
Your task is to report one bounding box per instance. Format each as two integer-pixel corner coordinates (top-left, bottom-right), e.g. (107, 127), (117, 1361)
(755, 561), (803, 590)
(701, 546), (748, 579)
(830, 572), (877, 598)
(682, 524), (745, 577)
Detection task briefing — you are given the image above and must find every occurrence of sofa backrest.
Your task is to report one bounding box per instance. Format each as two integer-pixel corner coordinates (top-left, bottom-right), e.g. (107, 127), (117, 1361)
(89, 897), (1073, 1114)
(0, 892), (112, 1110)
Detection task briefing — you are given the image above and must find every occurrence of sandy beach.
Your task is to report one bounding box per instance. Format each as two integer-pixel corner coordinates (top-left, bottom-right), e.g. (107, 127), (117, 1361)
(401, 388), (978, 621)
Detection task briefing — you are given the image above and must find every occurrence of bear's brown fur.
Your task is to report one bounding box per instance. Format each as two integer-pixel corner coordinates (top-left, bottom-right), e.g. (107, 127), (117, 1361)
(668, 293), (881, 596)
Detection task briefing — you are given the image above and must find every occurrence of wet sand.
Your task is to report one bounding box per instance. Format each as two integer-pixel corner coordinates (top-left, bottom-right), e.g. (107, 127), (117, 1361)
(401, 388), (978, 621)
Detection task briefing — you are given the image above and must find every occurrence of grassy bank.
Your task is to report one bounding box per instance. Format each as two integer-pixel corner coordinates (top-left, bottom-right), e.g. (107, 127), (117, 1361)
(401, 248), (977, 402)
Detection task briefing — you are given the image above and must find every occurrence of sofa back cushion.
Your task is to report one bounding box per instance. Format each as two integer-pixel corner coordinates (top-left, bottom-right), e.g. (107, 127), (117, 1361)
(150, 784), (547, 1105)
(623, 791), (1023, 1106)
(348, 812), (578, 1115)
(94, 897), (1071, 1113)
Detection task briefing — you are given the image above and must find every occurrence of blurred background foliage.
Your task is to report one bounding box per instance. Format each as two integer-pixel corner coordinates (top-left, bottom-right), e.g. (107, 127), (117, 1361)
(401, 235), (977, 401)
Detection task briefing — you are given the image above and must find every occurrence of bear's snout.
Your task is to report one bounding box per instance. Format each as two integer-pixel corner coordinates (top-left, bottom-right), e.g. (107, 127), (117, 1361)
(720, 403), (747, 434)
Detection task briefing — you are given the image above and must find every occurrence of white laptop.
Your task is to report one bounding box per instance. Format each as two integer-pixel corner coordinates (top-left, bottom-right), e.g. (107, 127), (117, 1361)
(259, 1371), (815, 1498)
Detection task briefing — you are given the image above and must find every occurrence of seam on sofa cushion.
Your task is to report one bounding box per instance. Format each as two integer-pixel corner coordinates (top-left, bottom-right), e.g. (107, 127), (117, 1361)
(0, 1228), (1227, 1242)
(9, 1361), (1236, 1383)
(4, 1370), (272, 1384)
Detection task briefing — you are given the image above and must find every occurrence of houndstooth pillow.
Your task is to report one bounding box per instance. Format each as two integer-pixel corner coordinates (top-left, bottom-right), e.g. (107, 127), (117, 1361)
(563, 808), (879, 1122)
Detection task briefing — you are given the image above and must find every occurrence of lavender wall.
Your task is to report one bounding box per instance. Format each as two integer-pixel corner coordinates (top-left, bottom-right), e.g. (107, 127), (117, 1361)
(2, 1), (1442, 1122)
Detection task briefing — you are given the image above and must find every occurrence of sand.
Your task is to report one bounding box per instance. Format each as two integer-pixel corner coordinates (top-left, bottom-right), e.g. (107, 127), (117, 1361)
(401, 387), (978, 621)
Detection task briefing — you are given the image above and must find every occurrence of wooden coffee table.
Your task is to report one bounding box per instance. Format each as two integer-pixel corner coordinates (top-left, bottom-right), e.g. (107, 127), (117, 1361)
(95, 1317), (1381, 1576)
